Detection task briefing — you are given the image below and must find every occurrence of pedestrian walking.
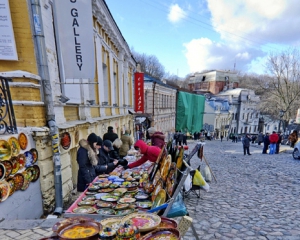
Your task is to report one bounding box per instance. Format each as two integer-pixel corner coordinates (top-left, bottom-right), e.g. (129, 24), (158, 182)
(269, 131), (279, 154)
(220, 135), (224, 142)
(242, 134), (251, 155)
(262, 133), (270, 154)
(275, 131), (282, 154)
(177, 130), (183, 146)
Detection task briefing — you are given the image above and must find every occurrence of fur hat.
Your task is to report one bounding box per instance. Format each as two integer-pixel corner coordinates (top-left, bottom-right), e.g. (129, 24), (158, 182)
(87, 133), (98, 144)
(108, 126), (113, 130)
(148, 127), (156, 134)
(97, 136), (103, 146)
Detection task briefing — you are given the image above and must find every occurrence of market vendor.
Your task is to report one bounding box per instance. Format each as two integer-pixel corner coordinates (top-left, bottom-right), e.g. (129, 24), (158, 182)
(76, 133), (102, 192)
(95, 140), (119, 175)
(124, 140), (161, 169)
(147, 127), (165, 149)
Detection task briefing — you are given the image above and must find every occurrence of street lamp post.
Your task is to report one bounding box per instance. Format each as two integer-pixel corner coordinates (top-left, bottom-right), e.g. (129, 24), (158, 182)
(278, 110), (285, 132)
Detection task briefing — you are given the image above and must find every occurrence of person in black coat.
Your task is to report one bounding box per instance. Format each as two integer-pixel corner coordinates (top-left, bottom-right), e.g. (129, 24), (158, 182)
(103, 126), (119, 143)
(177, 131), (184, 146)
(275, 132), (282, 154)
(242, 134), (251, 155)
(109, 138), (122, 160)
(262, 133), (270, 154)
(95, 140), (119, 175)
(76, 133), (101, 192)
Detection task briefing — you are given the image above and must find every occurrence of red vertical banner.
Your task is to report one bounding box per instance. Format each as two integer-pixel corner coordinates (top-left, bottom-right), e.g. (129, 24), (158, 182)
(134, 72), (144, 113)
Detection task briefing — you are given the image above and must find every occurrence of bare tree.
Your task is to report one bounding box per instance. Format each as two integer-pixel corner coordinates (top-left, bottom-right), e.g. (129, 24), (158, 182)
(131, 50), (165, 79)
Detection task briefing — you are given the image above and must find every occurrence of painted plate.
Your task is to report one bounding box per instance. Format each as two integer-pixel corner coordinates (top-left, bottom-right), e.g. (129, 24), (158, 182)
(114, 203), (129, 210)
(0, 140), (12, 160)
(151, 189), (167, 210)
(0, 163), (5, 181)
(118, 197), (136, 204)
(99, 188), (114, 193)
(88, 185), (100, 192)
(100, 195), (119, 202)
(99, 182), (111, 188)
(120, 212), (161, 232)
(2, 160), (12, 179)
(18, 133), (28, 150)
(82, 196), (96, 201)
(6, 177), (16, 196)
(30, 148), (38, 164)
(152, 169), (161, 187)
(96, 201), (112, 208)
(136, 201), (152, 209)
(77, 200), (95, 206)
(160, 155), (171, 182)
(98, 174), (109, 178)
(99, 217), (122, 231)
(97, 208), (115, 215)
(25, 166), (35, 182)
(13, 173), (25, 191)
(17, 154), (26, 170)
(24, 151), (34, 168)
(31, 165), (40, 182)
(115, 208), (135, 216)
(140, 228), (180, 240)
(72, 206), (97, 214)
(61, 132), (71, 150)
(0, 181), (10, 202)
(85, 191), (96, 195)
(8, 137), (20, 156)
(113, 188), (127, 196)
(135, 193), (149, 200)
(10, 156), (20, 175)
(176, 148), (184, 170)
(159, 217), (178, 229)
(21, 170), (31, 191)
(151, 180), (163, 202)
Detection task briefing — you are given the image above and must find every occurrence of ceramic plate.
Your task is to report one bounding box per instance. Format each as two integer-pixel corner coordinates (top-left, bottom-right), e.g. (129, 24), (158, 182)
(0, 181), (10, 202)
(85, 191), (96, 195)
(10, 156), (20, 175)
(152, 169), (161, 187)
(120, 212), (161, 232)
(99, 188), (114, 193)
(176, 148), (184, 170)
(24, 151), (34, 168)
(52, 217), (93, 233)
(97, 208), (115, 215)
(99, 217), (122, 231)
(151, 189), (166, 211)
(72, 206), (97, 214)
(61, 132), (71, 150)
(0, 163), (5, 181)
(0, 140), (12, 161)
(118, 197), (136, 204)
(31, 165), (40, 182)
(6, 177), (16, 196)
(13, 173), (25, 191)
(18, 133), (28, 150)
(82, 196), (96, 201)
(21, 170), (31, 191)
(136, 201), (152, 209)
(25, 166), (35, 182)
(100, 195), (119, 202)
(159, 217), (178, 229)
(8, 137), (20, 156)
(77, 200), (95, 206)
(140, 228), (180, 240)
(96, 201), (112, 208)
(160, 155), (171, 182)
(151, 180), (163, 202)
(17, 154), (26, 170)
(30, 148), (38, 164)
(98, 174), (109, 178)
(114, 203), (129, 210)
(88, 185), (100, 191)
(99, 182), (111, 188)
(2, 160), (12, 179)
(115, 208), (135, 216)
(135, 193), (149, 200)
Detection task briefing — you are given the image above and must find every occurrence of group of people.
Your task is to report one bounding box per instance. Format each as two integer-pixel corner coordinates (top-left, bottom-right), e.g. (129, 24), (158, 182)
(173, 130), (187, 146)
(76, 126), (166, 192)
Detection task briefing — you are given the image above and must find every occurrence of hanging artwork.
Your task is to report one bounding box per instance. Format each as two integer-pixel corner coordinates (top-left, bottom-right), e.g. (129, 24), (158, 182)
(18, 133), (28, 150)
(61, 132), (71, 150)
(8, 137), (20, 156)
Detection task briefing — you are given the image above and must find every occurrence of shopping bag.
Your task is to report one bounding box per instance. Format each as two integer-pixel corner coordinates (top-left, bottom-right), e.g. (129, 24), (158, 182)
(183, 173), (192, 192)
(193, 169), (210, 192)
(166, 192), (187, 218)
(200, 165), (212, 182)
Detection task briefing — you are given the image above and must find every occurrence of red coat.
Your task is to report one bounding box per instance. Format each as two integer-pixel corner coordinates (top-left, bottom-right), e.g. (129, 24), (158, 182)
(128, 140), (161, 169)
(269, 133), (279, 144)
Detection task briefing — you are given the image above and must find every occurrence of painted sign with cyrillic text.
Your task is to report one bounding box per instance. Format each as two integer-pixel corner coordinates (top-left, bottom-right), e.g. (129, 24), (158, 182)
(53, 0), (95, 79)
(134, 73), (144, 113)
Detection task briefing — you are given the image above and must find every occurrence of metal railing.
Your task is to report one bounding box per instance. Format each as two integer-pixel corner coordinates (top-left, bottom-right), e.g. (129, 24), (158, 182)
(0, 76), (18, 134)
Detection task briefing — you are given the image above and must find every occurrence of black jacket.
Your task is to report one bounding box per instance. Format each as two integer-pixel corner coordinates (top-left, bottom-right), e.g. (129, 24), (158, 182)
(95, 148), (117, 175)
(109, 146), (120, 160)
(76, 139), (98, 192)
(103, 130), (118, 143)
(263, 135), (270, 145)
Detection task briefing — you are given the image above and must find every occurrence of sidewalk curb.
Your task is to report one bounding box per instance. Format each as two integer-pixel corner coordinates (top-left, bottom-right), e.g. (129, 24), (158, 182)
(0, 218), (60, 230)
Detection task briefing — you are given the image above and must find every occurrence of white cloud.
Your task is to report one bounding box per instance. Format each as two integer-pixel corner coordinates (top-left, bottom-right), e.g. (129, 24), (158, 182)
(168, 4), (187, 23)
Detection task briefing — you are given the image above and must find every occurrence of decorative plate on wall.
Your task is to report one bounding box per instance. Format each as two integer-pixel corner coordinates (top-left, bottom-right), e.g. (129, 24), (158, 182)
(21, 170), (31, 191)
(61, 132), (71, 150)
(31, 165), (40, 182)
(10, 156), (20, 175)
(6, 177), (16, 196)
(18, 133), (28, 150)
(13, 173), (25, 191)
(0, 181), (10, 202)
(30, 148), (38, 164)
(17, 154), (26, 170)
(8, 137), (20, 156)
(24, 151), (34, 168)
(2, 160), (12, 179)
(0, 140), (12, 161)
(0, 163), (6, 181)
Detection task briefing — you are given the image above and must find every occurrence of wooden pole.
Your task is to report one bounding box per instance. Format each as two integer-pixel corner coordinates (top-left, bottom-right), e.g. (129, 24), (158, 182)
(203, 155), (217, 183)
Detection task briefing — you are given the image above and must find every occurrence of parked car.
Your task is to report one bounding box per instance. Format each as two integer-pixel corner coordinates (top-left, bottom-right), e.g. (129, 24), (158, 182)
(292, 141), (300, 160)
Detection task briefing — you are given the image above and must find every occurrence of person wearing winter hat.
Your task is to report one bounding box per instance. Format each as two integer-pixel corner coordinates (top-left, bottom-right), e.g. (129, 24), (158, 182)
(95, 140), (118, 175)
(148, 127), (165, 149)
(76, 133), (102, 192)
(103, 126), (119, 143)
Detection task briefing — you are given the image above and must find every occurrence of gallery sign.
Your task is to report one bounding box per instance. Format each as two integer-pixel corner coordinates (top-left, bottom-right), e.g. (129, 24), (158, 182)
(134, 72), (144, 113)
(0, 0), (18, 60)
(53, 0), (95, 79)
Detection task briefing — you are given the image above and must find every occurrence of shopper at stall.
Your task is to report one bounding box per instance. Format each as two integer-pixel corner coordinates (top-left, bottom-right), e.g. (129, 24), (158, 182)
(125, 140), (161, 169)
(103, 126), (119, 143)
(109, 138), (122, 160)
(119, 130), (134, 158)
(76, 133), (102, 192)
(95, 140), (119, 175)
(147, 127), (165, 148)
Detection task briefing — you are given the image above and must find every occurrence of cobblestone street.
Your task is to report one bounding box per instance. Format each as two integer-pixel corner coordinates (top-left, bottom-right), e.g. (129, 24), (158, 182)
(0, 140), (299, 240)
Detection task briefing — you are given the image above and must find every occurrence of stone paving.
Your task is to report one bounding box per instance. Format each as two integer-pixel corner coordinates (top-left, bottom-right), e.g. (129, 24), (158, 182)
(0, 140), (299, 240)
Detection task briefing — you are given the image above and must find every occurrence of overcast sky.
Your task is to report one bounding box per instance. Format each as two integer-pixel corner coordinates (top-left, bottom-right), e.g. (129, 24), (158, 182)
(106, 0), (300, 78)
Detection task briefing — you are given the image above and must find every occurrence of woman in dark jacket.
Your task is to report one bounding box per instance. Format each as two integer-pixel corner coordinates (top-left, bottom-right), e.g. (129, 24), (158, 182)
(76, 133), (101, 192)
(109, 138), (122, 160)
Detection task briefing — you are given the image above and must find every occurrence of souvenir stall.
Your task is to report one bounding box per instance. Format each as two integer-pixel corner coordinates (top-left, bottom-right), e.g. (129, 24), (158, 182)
(52, 143), (205, 239)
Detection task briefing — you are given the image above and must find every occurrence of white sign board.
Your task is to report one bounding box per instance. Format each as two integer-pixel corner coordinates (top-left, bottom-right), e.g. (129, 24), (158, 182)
(53, 0), (95, 80)
(0, 0), (18, 60)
